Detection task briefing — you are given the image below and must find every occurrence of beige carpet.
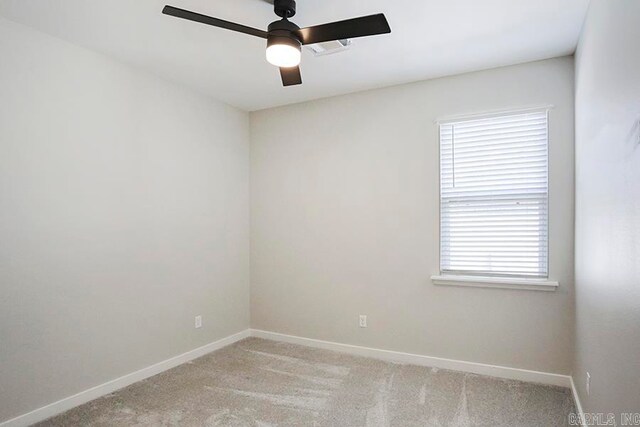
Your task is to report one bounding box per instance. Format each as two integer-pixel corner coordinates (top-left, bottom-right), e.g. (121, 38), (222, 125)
(35, 337), (576, 426)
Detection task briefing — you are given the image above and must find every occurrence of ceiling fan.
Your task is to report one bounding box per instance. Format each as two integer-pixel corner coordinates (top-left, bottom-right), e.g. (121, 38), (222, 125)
(162, 0), (391, 87)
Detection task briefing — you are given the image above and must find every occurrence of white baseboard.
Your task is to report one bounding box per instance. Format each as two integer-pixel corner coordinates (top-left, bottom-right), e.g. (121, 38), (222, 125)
(0, 329), (251, 427)
(250, 329), (572, 388)
(2, 328), (576, 427)
(570, 376), (585, 426)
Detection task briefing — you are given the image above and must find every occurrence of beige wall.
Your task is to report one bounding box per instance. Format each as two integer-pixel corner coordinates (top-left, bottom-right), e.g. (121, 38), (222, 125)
(250, 57), (575, 375)
(0, 18), (250, 422)
(573, 0), (640, 417)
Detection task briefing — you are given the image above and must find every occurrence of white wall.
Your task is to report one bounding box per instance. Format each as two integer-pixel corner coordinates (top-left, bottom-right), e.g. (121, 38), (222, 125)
(250, 57), (575, 375)
(0, 18), (250, 422)
(573, 0), (640, 417)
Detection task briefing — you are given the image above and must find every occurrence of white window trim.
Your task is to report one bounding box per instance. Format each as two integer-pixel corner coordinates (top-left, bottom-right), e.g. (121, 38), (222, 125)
(435, 106), (556, 291)
(435, 104), (555, 125)
(431, 274), (559, 292)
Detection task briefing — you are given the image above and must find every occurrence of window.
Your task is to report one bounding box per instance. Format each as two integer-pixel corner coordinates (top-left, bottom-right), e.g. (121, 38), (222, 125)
(439, 109), (549, 279)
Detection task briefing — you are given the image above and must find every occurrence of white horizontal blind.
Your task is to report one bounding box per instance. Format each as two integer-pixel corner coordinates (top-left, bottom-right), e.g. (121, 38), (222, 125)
(439, 110), (549, 278)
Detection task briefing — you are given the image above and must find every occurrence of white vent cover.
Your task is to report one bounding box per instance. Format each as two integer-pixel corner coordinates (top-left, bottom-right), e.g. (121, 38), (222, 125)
(305, 39), (352, 56)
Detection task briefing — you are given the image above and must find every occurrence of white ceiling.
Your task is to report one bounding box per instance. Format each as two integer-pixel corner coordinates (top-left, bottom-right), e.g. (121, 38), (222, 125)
(0, 0), (589, 111)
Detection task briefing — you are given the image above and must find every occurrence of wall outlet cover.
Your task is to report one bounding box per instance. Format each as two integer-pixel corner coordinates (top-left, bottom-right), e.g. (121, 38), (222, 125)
(359, 315), (367, 328)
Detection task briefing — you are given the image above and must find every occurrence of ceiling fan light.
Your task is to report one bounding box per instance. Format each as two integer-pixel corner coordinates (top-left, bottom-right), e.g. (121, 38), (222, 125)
(266, 43), (301, 67)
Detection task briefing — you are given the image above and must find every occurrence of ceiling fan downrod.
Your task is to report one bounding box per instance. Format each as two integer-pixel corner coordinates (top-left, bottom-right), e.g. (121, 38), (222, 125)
(274, 0), (297, 19)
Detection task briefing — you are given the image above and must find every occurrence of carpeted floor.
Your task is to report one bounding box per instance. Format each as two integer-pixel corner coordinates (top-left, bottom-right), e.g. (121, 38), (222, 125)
(35, 337), (576, 426)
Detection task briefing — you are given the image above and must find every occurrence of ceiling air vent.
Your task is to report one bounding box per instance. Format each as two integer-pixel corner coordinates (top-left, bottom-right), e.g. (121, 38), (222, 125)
(305, 39), (352, 56)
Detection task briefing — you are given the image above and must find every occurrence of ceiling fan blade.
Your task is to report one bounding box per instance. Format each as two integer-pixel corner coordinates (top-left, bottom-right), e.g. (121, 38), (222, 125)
(280, 66), (302, 86)
(296, 14), (390, 45)
(162, 5), (268, 39)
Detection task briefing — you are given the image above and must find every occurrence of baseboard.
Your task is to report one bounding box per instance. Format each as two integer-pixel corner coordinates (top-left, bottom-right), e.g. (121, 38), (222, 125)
(2, 328), (574, 427)
(570, 376), (585, 426)
(250, 329), (572, 388)
(0, 329), (251, 427)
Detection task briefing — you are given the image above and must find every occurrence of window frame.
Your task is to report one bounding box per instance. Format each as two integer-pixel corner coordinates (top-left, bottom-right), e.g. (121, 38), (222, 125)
(432, 106), (558, 291)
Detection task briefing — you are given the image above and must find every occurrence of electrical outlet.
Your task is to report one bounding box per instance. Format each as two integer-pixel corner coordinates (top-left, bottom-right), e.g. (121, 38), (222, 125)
(195, 315), (202, 329)
(359, 315), (367, 328)
(586, 372), (591, 395)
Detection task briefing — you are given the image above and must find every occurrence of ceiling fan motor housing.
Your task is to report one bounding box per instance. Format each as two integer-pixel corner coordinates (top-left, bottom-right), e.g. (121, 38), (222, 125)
(274, 0), (296, 18)
(267, 19), (302, 53)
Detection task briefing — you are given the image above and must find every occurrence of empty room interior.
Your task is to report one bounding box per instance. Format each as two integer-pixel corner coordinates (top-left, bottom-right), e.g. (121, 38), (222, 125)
(1, 0), (639, 426)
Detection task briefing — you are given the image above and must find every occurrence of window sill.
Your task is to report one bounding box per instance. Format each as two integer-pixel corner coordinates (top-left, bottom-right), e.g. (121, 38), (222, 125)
(430, 275), (559, 292)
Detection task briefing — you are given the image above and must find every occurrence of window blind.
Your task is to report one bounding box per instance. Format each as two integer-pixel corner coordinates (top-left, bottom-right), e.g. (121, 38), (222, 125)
(439, 110), (549, 278)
